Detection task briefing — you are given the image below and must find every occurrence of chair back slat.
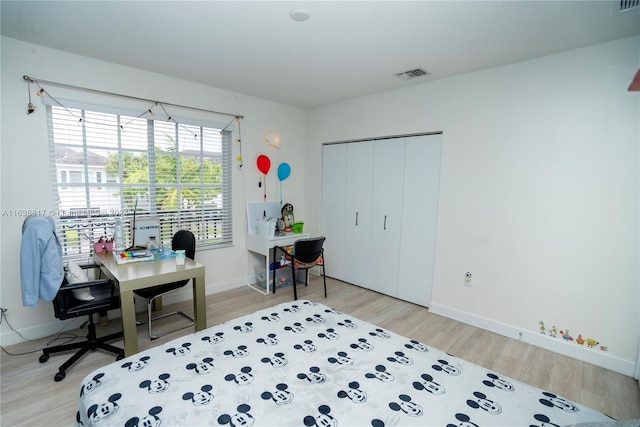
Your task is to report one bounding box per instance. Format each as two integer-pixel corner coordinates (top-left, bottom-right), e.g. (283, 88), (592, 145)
(293, 237), (326, 264)
(172, 230), (196, 259)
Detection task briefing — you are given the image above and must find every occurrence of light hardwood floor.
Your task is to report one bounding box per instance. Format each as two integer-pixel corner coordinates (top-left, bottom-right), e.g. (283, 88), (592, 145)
(1, 277), (639, 426)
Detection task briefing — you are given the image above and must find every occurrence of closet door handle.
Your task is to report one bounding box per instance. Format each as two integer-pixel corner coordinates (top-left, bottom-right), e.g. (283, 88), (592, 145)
(384, 215), (387, 230)
(355, 212), (359, 226)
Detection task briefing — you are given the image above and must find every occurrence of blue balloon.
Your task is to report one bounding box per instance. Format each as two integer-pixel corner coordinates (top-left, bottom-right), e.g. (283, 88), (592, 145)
(277, 162), (291, 181)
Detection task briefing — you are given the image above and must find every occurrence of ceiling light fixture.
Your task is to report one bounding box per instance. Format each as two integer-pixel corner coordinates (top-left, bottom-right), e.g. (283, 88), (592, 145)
(290, 9), (310, 22)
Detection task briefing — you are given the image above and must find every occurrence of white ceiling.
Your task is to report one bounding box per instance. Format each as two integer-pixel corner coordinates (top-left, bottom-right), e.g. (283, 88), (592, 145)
(2, 1), (639, 109)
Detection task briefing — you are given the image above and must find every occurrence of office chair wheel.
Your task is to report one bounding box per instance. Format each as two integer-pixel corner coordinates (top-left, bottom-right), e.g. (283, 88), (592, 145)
(39, 354), (49, 363)
(54, 371), (66, 382)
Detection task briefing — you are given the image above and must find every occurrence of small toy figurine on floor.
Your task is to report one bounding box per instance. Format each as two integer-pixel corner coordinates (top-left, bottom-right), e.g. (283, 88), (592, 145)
(549, 325), (557, 338)
(538, 321), (546, 335)
(560, 329), (573, 341)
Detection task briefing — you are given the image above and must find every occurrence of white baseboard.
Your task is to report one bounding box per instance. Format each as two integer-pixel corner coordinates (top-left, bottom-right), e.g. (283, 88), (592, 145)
(1, 317), (88, 347)
(0, 278), (248, 348)
(429, 302), (636, 377)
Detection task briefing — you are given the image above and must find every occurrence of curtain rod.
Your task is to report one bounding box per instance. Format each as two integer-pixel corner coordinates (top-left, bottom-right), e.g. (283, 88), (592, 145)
(23, 75), (244, 120)
(322, 131), (443, 146)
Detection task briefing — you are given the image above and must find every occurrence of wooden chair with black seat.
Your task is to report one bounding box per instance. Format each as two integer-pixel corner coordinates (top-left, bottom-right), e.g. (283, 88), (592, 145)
(40, 261), (124, 382)
(134, 230), (196, 340)
(274, 236), (327, 300)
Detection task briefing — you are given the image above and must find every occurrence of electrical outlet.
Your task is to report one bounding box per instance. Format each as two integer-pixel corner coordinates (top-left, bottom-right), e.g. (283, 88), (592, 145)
(464, 272), (472, 287)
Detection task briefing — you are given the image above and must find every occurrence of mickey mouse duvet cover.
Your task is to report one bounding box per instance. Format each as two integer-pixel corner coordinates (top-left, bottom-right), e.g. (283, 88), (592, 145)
(77, 300), (614, 426)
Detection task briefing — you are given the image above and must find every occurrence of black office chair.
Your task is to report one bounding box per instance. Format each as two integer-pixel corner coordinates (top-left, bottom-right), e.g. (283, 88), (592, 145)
(39, 263), (123, 382)
(134, 230), (196, 340)
(275, 236), (327, 300)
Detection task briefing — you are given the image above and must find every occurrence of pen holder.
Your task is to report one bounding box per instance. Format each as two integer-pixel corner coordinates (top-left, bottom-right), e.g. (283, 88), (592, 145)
(104, 242), (113, 252)
(93, 242), (105, 253)
(258, 220), (276, 239)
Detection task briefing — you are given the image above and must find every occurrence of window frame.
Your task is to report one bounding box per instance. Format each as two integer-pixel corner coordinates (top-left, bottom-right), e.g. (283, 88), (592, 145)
(47, 104), (233, 259)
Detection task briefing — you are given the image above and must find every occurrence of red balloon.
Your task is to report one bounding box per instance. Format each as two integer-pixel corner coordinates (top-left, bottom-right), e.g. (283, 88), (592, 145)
(257, 154), (271, 175)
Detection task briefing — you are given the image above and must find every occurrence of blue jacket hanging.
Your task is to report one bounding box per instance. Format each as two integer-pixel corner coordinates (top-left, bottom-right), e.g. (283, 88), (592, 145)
(20, 216), (64, 306)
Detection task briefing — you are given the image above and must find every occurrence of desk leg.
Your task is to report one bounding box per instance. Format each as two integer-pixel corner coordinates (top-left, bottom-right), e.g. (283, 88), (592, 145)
(192, 274), (207, 332)
(271, 246), (276, 294)
(265, 251), (271, 294)
(120, 290), (138, 357)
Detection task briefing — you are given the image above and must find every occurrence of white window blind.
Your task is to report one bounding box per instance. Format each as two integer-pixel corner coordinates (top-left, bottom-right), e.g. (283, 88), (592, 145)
(47, 105), (232, 257)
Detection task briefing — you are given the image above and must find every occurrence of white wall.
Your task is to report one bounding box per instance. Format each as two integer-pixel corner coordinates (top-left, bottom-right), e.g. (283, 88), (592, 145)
(0, 37), (308, 345)
(3, 34), (638, 377)
(306, 36), (640, 375)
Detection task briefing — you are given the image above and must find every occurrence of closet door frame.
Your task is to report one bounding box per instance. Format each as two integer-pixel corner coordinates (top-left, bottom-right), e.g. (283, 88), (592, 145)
(320, 132), (443, 307)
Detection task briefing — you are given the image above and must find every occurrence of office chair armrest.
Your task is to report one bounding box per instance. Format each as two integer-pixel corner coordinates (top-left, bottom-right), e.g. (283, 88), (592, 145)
(59, 278), (112, 291)
(77, 261), (100, 270)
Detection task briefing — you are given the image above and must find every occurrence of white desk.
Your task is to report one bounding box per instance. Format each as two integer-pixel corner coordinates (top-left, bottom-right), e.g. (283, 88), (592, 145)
(246, 232), (309, 294)
(93, 251), (207, 356)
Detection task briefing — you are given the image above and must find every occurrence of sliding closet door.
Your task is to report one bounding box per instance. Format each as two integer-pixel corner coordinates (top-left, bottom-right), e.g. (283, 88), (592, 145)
(321, 144), (347, 280)
(343, 142), (374, 287)
(321, 133), (442, 307)
(397, 134), (442, 306)
(368, 138), (406, 296)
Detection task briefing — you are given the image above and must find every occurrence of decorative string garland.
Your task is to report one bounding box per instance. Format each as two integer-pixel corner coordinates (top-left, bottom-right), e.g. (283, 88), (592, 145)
(23, 75), (243, 142)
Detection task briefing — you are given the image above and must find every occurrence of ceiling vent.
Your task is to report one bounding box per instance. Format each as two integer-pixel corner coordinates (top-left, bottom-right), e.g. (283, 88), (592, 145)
(619, 0), (639, 12)
(394, 68), (430, 81)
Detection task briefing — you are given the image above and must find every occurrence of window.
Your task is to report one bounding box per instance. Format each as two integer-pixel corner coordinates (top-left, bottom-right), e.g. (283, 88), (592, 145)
(48, 105), (232, 257)
(69, 170), (82, 183)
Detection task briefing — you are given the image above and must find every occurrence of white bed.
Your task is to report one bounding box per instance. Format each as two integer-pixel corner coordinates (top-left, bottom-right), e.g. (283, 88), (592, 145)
(77, 300), (615, 426)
